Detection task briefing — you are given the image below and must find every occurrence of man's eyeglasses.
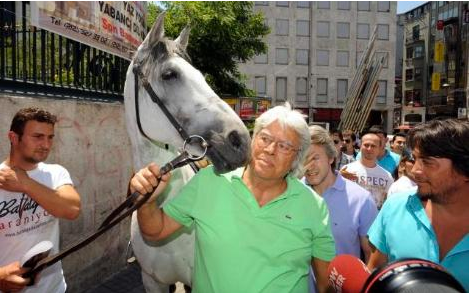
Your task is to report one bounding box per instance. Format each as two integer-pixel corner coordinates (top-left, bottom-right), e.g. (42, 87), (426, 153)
(333, 139), (341, 145)
(256, 132), (300, 154)
(343, 139), (351, 144)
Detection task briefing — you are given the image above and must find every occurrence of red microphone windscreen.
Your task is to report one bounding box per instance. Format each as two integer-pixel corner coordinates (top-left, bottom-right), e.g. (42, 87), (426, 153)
(327, 254), (371, 293)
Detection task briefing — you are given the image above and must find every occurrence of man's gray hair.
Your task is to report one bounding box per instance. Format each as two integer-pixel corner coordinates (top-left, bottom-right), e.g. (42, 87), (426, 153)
(309, 125), (338, 169)
(252, 103), (310, 177)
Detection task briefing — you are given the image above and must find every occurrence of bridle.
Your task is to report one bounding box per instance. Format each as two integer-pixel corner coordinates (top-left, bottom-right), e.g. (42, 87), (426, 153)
(132, 63), (203, 173)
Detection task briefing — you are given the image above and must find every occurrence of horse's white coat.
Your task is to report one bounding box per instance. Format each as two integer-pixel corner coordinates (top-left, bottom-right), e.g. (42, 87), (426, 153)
(123, 14), (250, 292)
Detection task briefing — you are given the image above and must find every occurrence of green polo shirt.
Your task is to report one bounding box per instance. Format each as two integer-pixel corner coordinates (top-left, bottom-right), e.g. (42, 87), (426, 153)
(163, 166), (335, 293)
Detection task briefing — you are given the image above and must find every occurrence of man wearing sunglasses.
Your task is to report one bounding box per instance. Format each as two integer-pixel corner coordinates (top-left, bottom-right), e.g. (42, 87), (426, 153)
(330, 129), (355, 171)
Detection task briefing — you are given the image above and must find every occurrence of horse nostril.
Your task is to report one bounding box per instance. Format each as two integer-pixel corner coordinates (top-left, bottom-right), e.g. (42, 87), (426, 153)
(228, 131), (242, 149)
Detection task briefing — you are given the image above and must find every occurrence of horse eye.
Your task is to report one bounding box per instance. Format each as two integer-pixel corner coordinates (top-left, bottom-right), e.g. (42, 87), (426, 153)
(162, 70), (178, 81)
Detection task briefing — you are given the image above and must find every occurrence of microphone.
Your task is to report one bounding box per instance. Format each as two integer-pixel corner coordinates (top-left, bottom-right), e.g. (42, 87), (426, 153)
(327, 254), (370, 293)
(327, 255), (465, 293)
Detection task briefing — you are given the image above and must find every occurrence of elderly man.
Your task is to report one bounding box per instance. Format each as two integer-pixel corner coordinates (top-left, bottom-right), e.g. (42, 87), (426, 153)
(0, 108), (81, 293)
(367, 119), (469, 291)
(131, 104), (335, 293)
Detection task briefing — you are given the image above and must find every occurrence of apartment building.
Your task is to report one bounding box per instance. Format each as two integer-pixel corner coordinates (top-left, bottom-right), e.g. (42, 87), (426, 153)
(238, 1), (397, 131)
(401, 2), (431, 127)
(399, 1), (469, 123)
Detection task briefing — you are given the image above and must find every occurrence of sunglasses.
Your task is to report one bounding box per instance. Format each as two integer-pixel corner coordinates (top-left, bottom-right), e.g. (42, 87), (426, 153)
(343, 139), (351, 144)
(333, 140), (340, 145)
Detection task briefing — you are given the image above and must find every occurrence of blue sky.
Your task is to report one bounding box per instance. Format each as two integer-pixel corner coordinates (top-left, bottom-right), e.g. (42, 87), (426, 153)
(397, 1), (427, 14)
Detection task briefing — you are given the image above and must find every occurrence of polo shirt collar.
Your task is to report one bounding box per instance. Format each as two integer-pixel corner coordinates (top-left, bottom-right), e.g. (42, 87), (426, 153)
(406, 193), (434, 233)
(330, 171), (346, 192)
(224, 167), (301, 200)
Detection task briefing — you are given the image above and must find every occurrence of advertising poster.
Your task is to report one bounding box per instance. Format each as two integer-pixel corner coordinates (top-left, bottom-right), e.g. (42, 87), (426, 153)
(31, 1), (147, 60)
(240, 99), (255, 120)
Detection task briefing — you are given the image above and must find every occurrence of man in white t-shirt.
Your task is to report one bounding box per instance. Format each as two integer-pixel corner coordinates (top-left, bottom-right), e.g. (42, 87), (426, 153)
(342, 133), (394, 209)
(0, 108), (81, 293)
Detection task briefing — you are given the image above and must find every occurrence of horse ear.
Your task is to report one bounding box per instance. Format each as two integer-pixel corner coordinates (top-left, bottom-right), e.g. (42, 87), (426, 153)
(143, 12), (166, 48)
(175, 26), (190, 51)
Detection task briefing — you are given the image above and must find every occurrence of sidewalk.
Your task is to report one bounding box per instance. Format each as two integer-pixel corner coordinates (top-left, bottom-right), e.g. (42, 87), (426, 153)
(86, 262), (186, 293)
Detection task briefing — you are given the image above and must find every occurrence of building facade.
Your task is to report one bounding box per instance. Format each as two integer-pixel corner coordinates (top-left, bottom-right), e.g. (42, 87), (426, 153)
(238, 1), (397, 132)
(399, 1), (469, 124)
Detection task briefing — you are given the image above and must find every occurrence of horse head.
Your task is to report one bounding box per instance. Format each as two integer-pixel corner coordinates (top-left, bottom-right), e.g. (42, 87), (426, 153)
(125, 12), (251, 173)
(123, 13), (251, 292)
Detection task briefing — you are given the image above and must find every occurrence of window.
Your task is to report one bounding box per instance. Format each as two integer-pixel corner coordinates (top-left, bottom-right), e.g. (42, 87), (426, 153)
(296, 77), (308, 102)
(414, 45), (423, 58)
(297, 2), (310, 8)
(296, 49), (309, 65)
(317, 78), (328, 103)
(406, 47), (413, 59)
(337, 79), (348, 103)
(255, 76), (266, 95)
(377, 80), (387, 104)
(276, 48), (289, 64)
(297, 20), (310, 36)
(276, 2), (289, 7)
(337, 51), (349, 67)
(255, 2), (269, 6)
(317, 50), (329, 66)
(254, 52), (268, 64)
(318, 1), (330, 9)
(414, 68), (422, 80)
(377, 24), (389, 40)
(337, 2), (351, 10)
(357, 23), (370, 39)
(337, 22), (350, 39)
(317, 21), (330, 38)
(357, 1), (370, 11)
(406, 69), (413, 81)
(412, 25), (420, 40)
(377, 1), (390, 12)
(276, 19), (289, 36)
(276, 77), (287, 101)
(374, 52), (388, 68)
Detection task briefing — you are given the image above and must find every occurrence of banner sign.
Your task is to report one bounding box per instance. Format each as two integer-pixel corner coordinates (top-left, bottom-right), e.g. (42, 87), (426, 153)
(434, 41), (444, 62)
(31, 1), (147, 60)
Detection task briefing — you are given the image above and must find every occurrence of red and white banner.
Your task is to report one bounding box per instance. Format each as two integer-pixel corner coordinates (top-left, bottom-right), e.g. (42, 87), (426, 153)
(31, 1), (147, 60)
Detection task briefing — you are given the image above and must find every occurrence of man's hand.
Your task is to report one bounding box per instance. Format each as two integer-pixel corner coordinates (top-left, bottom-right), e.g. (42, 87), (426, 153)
(130, 163), (171, 205)
(0, 167), (31, 193)
(0, 262), (30, 292)
(339, 166), (358, 182)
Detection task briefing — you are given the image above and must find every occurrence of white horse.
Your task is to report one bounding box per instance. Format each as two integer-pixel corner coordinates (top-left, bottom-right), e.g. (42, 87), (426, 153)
(123, 13), (251, 293)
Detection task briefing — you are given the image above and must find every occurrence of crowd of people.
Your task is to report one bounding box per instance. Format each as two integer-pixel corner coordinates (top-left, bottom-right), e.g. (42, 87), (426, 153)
(1, 104), (468, 292)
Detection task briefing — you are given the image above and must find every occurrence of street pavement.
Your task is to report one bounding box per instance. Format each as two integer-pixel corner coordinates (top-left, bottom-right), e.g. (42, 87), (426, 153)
(86, 262), (185, 293)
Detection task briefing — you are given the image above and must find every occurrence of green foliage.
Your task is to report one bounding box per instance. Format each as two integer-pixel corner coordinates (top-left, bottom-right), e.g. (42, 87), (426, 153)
(147, 2), (269, 96)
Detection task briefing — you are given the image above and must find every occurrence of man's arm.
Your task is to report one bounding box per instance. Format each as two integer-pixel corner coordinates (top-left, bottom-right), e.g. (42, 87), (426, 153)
(0, 262), (29, 293)
(367, 242), (388, 271)
(131, 163), (182, 242)
(360, 236), (372, 263)
(311, 258), (331, 293)
(0, 167), (80, 220)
